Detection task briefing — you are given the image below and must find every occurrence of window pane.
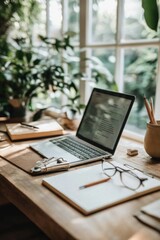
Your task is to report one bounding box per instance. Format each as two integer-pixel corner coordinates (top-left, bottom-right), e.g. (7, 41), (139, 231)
(49, 0), (62, 38)
(91, 49), (116, 89)
(8, 0), (46, 43)
(124, 48), (158, 133)
(33, 0), (46, 44)
(68, 0), (79, 42)
(124, 0), (158, 40)
(91, 0), (117, 43)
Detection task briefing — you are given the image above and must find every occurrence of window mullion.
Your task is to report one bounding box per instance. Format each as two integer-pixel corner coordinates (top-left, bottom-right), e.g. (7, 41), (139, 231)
(115, 48), (124, 92)
(46, 0), (50, 37)
(155, 46), (160, 119)
(115, 0), (125, 91)
(79, 0), (92, 104)
(62, 0), (68, 34)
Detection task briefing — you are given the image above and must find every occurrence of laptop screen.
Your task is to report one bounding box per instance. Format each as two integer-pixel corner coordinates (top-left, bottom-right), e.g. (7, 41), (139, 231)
(77, 88), (135, 154)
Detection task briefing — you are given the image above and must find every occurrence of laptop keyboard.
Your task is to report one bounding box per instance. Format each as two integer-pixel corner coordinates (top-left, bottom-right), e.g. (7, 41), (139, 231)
(50, 137), (107, 160)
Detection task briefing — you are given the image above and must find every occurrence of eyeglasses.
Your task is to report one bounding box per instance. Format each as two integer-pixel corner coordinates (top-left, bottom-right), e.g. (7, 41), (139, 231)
(102, 160), (148, 190)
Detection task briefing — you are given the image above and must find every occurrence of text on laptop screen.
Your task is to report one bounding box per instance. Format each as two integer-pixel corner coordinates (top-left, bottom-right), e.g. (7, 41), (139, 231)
(77, 90), (132, 151)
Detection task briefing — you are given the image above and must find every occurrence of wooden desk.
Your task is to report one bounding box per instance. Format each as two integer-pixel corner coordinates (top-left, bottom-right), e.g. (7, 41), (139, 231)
(0, 131), (160, 240)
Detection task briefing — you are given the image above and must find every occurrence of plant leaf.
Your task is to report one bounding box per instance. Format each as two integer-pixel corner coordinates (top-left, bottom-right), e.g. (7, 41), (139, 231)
(142, 0), (159, 31)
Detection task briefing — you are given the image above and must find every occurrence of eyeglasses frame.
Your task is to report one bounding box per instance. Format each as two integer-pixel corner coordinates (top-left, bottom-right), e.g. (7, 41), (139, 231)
(102, 159), (148, 190)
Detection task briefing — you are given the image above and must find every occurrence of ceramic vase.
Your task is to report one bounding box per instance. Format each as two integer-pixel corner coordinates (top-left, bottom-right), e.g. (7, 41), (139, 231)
(144, 121), (160, 159)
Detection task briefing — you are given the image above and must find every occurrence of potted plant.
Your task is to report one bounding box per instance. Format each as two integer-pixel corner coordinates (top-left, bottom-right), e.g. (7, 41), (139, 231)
(0, 0), (43, 120)
(0, 1), (117, 124)
(1, 31), (118, 123)
(0, 36), (80, 120)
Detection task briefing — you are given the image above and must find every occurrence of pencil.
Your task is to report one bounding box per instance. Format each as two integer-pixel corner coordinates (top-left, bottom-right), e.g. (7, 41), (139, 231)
(79, 177), (111, 189)
(144, 96), (157, 124)
(149, 98), (157, 125)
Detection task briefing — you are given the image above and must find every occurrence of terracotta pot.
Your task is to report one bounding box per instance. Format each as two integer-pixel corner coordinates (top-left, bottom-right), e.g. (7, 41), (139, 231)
(144, 121), (160, 159)
(8, 99), (26, 120)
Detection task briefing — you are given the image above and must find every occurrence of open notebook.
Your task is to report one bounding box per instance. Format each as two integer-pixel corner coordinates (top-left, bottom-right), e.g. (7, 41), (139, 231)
(6, 119), (64, 141)
(42, 161), (160, 215)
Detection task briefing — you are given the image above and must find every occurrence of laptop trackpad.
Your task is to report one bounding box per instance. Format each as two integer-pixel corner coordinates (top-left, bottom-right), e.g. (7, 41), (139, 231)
(30, 141), (79, 163)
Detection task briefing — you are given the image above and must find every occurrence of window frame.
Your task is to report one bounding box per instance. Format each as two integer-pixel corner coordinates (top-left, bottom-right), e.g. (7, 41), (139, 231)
(79, 0), (160, 120)
(45, 0), (160, 135)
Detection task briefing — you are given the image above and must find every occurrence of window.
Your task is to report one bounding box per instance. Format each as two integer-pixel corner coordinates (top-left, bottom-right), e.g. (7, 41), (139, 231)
(43, 0), (160, 136)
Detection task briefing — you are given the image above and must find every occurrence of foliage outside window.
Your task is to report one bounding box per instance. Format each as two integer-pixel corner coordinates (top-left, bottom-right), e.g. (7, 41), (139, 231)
(78, 0), (159, 135)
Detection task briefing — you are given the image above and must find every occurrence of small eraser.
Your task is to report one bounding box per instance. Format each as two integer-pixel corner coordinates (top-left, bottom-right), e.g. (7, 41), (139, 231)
(127, 149), (138, 156)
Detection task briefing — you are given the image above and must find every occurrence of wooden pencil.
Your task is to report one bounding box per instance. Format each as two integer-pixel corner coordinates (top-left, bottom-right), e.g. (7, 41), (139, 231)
(144, 96), (157, 124)
(149, 98), (157, 125)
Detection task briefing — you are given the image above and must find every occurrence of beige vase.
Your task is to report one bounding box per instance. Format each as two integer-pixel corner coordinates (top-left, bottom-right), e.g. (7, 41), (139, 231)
(144, 121), (160, 159)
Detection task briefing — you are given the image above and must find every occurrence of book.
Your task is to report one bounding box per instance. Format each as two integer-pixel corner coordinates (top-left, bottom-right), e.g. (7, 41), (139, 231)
(6, 119), (64, 141)
(134, 211), (160, 232)
(141, 199), (160, 220)
(134, 200), (160, 232)
(42, 161), (160, 215)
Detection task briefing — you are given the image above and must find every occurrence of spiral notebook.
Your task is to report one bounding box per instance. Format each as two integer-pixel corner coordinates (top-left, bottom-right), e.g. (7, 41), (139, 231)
(42, 161), (160, 215)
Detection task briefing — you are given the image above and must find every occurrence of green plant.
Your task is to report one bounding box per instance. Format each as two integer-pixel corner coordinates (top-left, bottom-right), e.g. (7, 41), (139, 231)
(0, 0), (43, 118)
(1, 36), (80, 117)
(0, 0), (40, 39)
(0, 0), (118, 120)
(124, 48), (157, 130)
(142, 0), (159, 31)
(125, 49), (157, 112)
(1, 32), (118, 119)
(37, 34), (117, 117)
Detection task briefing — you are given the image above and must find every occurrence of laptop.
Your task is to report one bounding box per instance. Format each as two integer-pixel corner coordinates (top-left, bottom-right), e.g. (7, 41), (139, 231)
(31, 88), (135, 166)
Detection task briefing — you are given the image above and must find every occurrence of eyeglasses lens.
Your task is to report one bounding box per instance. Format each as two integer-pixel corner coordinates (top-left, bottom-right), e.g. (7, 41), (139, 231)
(121, 171), (140, 190)
(102, 161), (116, 177)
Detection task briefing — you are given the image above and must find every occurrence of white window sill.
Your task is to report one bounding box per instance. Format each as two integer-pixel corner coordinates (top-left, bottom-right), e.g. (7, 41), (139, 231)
(122, 130), (144, 144)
